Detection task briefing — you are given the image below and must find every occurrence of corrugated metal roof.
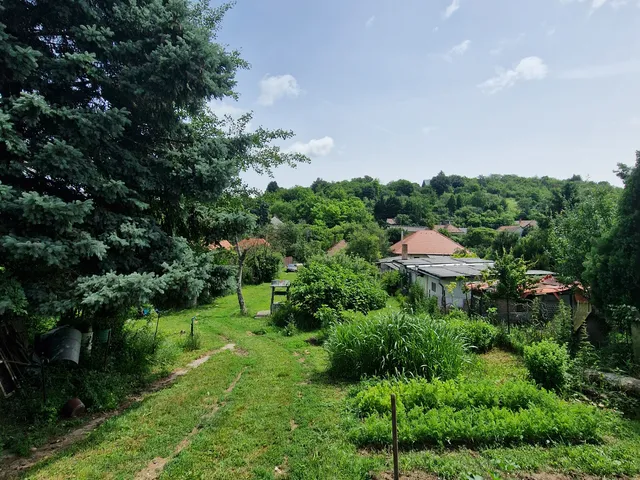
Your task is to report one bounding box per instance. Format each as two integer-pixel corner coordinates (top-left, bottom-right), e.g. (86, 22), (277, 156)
(526, 270), (556, 276)
(416, 263), (491, 279)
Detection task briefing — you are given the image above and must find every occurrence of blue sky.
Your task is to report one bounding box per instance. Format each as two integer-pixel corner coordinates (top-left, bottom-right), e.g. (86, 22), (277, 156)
(211, 0), (640, 190)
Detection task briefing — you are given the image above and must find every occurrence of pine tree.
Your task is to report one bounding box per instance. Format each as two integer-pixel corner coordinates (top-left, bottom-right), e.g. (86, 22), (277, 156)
(590, 155), (640, 309)
(0, 1), (300, 322)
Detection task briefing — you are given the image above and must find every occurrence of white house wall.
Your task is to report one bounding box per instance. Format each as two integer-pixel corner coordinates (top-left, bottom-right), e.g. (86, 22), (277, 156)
(418, 273), (467, 309)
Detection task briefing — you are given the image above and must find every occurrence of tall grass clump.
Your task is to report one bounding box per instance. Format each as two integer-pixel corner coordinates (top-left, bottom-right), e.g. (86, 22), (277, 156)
(448, 317), (499, 353)
(325, 312), (467, 380)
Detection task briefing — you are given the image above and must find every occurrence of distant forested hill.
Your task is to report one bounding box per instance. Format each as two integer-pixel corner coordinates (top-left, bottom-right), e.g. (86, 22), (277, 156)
(261, 172), (619, 229)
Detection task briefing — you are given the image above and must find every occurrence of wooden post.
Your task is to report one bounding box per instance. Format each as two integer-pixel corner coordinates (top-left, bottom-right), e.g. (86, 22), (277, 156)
(391, 393), (399, 480)
(270, 286), (275, 314)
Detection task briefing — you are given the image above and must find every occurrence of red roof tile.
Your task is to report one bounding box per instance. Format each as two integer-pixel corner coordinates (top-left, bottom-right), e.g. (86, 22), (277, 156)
(207, 238), (270, 252)
(238, 238), (270, 251)
(434, 224), (464, 234)
(389, 230), (464, 256)
(208, 240), (233, 250)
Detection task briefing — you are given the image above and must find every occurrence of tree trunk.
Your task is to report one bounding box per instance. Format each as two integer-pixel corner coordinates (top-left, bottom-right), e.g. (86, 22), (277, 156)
(234, 237), (247, 316)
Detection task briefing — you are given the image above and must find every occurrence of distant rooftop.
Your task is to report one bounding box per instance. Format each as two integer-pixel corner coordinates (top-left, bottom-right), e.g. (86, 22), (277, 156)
(390, 230), (465, 256)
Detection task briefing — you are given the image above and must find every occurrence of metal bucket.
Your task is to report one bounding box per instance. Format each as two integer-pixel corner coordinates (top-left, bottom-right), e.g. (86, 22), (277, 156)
(94, 328), (111, 344)
(40, 327), (82, 364)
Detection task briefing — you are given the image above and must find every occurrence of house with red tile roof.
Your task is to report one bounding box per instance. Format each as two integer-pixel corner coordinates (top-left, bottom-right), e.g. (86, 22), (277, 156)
(434, 224), (467, 235)
(389, 229), (465, 258)
(208, 238), (270, 252)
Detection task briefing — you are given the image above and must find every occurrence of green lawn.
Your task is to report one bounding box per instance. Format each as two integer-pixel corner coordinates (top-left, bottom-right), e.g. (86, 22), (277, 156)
(17, 281), (640, 479)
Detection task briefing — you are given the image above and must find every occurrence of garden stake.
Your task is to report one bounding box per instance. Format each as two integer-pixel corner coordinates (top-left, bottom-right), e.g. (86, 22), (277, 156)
(391, 393), (399, 480)
(191, 316), (195, 337)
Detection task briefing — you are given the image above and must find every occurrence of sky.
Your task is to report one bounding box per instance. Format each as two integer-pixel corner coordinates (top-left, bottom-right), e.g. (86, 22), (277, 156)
(210, 0), (640, 190)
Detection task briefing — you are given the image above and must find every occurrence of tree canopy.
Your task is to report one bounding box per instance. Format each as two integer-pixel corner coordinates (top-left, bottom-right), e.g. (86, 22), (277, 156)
(0, 0), (302, 322)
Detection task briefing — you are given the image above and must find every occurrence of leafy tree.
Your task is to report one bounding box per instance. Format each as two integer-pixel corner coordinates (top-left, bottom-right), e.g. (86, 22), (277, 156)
(373, 196), (402, 221)
(394, 214), (412, 226)
(242, 245), (282, 285)
(491, 231), (520, 256)
(590, 155), (640, 309)
(550, 185), (618, 286)
(462, 227), (497, 258)
(387, 179), (416, 197)
(209, 212), (257, 315)
(513, 227), (553, 270)
(346, 232), (381, 263)
(489, 250), (530, 332)
(430, 171), (450, 196)
(266, 181), (280, 193)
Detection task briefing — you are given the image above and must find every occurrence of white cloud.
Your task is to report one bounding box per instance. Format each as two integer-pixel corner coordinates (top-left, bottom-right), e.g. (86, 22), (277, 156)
(258, 74), (301, 106)
(560, 0), (628, 12)
(443, 0), (460, 19)
(559, 59), (640, 79)
(489, 34), (525, 56)
(208, 100), (246, 118)
(478, 56), (548, 94)
(365, 15), (375, 28)
(442, 39), (471, 62)
(287, 136), (335, 157)
(611, 0), (628, 9)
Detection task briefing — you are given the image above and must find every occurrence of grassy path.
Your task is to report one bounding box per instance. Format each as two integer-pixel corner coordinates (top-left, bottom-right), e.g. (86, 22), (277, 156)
(19, 281), (640, 479)
(22, 283), (377, 479)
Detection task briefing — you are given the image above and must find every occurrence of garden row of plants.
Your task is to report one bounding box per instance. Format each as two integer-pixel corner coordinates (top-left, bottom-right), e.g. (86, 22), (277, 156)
(348, 378), (608, 448)
(271, 253), (628, 451)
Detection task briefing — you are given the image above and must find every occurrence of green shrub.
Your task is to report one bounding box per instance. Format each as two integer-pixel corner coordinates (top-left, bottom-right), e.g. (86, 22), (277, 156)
(242, 245), (282, 285)
(544, 301), (573, 346)
(381, 270), (402, 295)
(311, 252), (379, 278)
(314, 305), (342, 330)
(497, 325), (545, 355)
(449, 317), (499, 353)
(349, 377), (607, 448)
(290, 261), (386, 329)
(403, 282), (439, 315)
(325, 312), (467, 380)
(270, 302), (301, 328)
(524, 340), (570, 391)
(282, 320), (298, 337)
(181, 332), (202, 351)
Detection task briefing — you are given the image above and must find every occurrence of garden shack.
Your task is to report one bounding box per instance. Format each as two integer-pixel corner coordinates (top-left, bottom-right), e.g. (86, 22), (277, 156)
(378, 256), (494, 310)
(467, 274), (592, 330)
